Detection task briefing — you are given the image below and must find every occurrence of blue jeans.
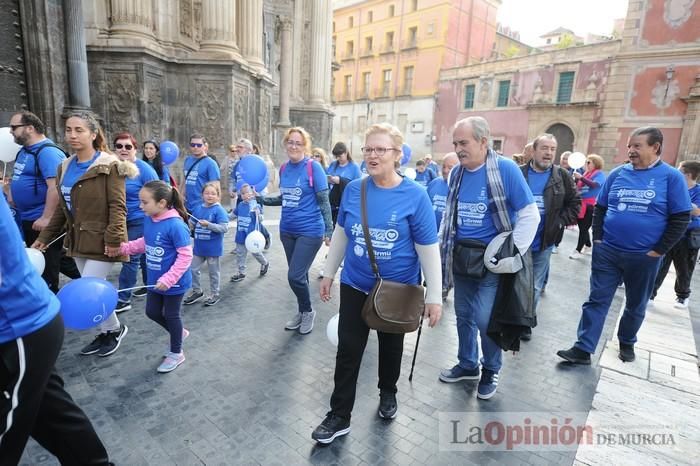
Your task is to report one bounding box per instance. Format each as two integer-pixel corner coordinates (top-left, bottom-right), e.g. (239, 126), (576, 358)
(118, 220), (147, 303)
(532, 245), (554, 311)
(575, 242), (662, 353)
(453, 272), (502, 373)
(280, 232), (323, 313)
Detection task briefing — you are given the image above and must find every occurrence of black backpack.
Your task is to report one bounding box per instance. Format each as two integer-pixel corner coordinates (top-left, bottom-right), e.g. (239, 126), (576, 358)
(16, 142), (69, 194)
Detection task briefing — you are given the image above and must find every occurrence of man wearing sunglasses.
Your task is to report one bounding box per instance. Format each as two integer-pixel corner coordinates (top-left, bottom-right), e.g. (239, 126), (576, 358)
(6, 111), (81, 293)
(182, 133), (221, 212)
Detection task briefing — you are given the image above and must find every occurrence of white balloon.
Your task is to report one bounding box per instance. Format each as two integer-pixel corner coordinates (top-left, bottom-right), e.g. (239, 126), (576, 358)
(404, 167), (417, 180)
(568, 152), (587, 169)
(25, 248), (45, 275)
(326, 313), (339, 346)
(245, 230), (266, 254)
(0, 127), (21, 163)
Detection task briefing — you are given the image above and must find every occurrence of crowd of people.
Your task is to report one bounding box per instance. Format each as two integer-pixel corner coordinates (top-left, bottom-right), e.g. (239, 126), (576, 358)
(1, 109), (698, 460)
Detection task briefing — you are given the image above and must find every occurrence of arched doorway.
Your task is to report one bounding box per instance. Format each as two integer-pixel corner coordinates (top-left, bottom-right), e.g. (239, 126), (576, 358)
(545, 123), (574, 164)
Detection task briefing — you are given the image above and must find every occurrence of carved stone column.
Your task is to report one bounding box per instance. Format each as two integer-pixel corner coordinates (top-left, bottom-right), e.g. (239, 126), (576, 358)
(309, 0), (332, 105)
(63, 0), (90, 109)
(277, 17), (292, 126)
(109, 0), (155, 38)
(200, 0), (240, 57)
(679, 74), (700, 163)
(239, 0), (265, 69)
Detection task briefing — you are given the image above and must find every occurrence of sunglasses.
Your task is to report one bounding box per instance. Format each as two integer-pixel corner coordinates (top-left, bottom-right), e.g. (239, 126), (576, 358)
(114, 143), (134, 150)
(190, 143), (204, 147)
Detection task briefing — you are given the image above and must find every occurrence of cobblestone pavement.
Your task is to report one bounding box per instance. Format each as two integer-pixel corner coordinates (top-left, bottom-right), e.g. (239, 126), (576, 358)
(21, 212), (697, 465)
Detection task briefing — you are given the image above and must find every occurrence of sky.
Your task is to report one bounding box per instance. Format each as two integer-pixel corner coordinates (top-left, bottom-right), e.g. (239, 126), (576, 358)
(497, 0), (630, 46)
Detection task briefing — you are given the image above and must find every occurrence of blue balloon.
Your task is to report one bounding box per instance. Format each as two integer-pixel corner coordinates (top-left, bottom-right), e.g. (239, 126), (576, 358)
(57, 278), (118, 330)
(400, 143), (412, 166)
(238, 155), (268, 185)
(160, 140), (180, 166)
(237, 172), (269, 193)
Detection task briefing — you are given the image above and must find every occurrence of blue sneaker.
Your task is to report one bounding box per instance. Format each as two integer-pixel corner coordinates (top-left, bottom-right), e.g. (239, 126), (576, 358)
(439, 364), (480, 383)
(477, 369), (499, 400)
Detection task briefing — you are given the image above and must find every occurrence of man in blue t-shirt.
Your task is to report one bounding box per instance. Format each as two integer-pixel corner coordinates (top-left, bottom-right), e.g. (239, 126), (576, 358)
(427, 152), (459, 233)
(558, 127), (692, 365)
(414, 160), (436, 187)
(7, 111), (80, 293)
(182, 133), (220, 212)
(424, 154), (439, 176)
(0, 194), (111, 464)
(438, 116), (540, 400)
(520, 134), (580, 338)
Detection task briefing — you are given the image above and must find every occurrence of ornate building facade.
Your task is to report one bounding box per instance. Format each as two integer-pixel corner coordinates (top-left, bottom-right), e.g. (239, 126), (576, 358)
(0, 0), (333, 164)
(433, 0), (700, 166)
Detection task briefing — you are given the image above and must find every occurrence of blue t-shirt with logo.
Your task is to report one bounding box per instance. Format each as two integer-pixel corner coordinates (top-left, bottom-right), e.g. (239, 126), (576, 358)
(580, 170), (606, 200)
(527, 166), (552, 252)
(143, 215), (192, 295)
(688, 184), (700, 232)
(338, 177), (437, 294)
(183, 156), (220, 212)
(414, 169), (436, 188)
(359, 161), (368, 177)
(10, 139), (65, 221)
(454, 157), (534, 244)
(0, 194), (60, 343)
(279, 158), (329, 237)
(598, 162), (692, 253)
(60, 153), (100, 213)
(191, 203), (229, 257)
(233, 199), (261, 244)
(426, 177), (449, 231)
(126, 159), (159, 222)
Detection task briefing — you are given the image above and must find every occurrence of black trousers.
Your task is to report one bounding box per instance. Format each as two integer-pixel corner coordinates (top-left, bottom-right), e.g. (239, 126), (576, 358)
(21, 221), (81, 293)
(652, 235), (699, 300)
(576, 204), (594, 252)
(553, 225), (565, 247)
(0, 314), (110, 465)
(329, 284), (405, 420)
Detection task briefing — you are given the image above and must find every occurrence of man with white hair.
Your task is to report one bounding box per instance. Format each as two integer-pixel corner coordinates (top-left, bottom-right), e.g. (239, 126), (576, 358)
(424, 154), (439, 176)
(438, 116), (539, 399)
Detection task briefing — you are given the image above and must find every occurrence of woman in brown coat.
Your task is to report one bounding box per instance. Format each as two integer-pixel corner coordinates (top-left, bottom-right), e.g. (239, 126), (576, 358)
(34, 111), (138, 357)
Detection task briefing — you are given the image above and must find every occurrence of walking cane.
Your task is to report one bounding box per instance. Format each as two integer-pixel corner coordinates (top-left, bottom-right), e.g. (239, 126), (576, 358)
(408, 313), (425, 382)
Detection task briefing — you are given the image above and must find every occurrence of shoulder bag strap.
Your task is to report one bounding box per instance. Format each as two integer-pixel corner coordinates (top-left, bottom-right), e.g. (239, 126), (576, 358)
(360, 177), (380, 279)
(185, 156), (205, 181)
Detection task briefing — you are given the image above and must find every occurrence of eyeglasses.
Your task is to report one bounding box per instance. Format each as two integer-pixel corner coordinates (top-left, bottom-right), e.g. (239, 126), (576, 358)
(360, 147), (399, 156)
(114, 143), (134, 150)
(286, 141), (304, 147)
(312, 154), (322, 158)
(190, 143), (204, 148)
(10, 124), (28, 131)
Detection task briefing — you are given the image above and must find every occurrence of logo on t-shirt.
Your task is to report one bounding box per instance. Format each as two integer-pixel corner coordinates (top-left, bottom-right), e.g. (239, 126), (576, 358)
(280, 186), (302, 208)
(615, 188), (656, 213)
(350, 224), (399, 259)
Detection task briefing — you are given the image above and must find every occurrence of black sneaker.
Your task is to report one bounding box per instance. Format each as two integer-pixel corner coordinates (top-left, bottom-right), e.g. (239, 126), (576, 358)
(80, 333), (108, 355)
(97, 325), (128, 357)
(203, 295), (220, 306)
(115, 301), (132, 313)
(311, 414), (351, 444)
(260, 262), (269, 277)
(230, 273), (246, 282)
(520, 328), (532, 341)
(378, 391), (398, 419)
(183, 290), (204, 305)
(556, 346), (591, 365)
(132, 287), (148, 298)
(618, 343), (635, 362)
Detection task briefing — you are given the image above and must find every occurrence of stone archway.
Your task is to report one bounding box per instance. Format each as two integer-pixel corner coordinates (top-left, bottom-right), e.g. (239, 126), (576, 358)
(545, 123), (574, 164)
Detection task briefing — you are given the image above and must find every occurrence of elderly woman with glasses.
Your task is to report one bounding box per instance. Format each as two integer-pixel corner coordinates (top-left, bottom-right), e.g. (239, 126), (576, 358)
(569, 154), (606, 260)
(112, 133), (159, 309)
(311, 123), (442, 444)
(262, 127), (333, 335)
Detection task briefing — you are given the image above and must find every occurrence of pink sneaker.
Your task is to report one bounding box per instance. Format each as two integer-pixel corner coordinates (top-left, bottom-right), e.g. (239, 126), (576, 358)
(157, 352), (185, 373)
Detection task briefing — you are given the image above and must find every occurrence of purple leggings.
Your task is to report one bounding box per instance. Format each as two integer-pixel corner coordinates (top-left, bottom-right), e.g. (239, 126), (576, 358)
(145, 292), (185, 353)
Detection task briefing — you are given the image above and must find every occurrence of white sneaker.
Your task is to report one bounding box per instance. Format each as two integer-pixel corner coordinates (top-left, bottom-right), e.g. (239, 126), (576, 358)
(673, 297), (689, 309)
(552, 246), (559, 254)
(569, 251), (583, 259)
(647, 299), (655, 307)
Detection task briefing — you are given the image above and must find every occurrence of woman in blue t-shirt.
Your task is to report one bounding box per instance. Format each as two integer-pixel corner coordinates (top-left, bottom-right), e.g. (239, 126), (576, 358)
(327, 142), (361, 225)
(262, 127), (333, 335)
(142, 140), (171, 185)
(311, 123), (443, 445)
(570, 154), (607, 259)
(113, 132), (159, 311)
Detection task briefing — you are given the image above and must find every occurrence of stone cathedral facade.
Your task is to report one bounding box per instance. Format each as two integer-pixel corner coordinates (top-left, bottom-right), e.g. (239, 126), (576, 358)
(0, 0), (333, 163)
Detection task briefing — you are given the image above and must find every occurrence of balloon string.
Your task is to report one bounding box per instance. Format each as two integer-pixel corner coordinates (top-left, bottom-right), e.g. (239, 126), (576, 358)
(188, 213), (200, 222)
(117, 285), (180, 292)
(45, 232), (67, 248)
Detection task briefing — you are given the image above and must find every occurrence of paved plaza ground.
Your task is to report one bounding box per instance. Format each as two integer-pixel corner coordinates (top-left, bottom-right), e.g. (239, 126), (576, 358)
(21, 207), (700, 465)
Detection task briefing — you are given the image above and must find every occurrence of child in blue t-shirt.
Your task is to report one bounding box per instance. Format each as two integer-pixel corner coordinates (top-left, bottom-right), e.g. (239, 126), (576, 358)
(230, 183), (269, 281)
(184, 182), (229, 306)
(117, 181), (193, 373)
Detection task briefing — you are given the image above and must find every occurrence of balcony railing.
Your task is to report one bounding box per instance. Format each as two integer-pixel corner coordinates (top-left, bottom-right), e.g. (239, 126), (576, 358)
(375, 86), (391, 98)
(380, 43), (395, 54)
(360, 48), (374, 57)
(401, 39), (417, 50)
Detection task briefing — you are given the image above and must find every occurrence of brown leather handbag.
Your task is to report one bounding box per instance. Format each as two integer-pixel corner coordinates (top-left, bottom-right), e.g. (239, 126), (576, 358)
(359, 177), (425, 333)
